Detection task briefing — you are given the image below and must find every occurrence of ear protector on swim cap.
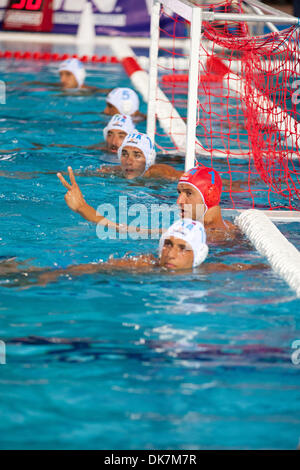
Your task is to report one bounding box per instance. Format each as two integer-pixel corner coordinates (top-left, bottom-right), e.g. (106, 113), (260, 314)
(59, 58), (86, 88)
(159, 218), (209, 267)
(179, 166), (222, 211)
(118, 132), (156, 174)
(106, 87), (139, 115)
(103, 114), (135, 140)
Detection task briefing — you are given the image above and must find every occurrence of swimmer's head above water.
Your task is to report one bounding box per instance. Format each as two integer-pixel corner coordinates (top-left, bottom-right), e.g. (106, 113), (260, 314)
(159, 218), (208, 270)
(59, 58), (86, 89)
(177, 165), (223, 221)
(104, 87), (140, 116)
(103, 114), (135, 153)
(118, 132), (156, 179)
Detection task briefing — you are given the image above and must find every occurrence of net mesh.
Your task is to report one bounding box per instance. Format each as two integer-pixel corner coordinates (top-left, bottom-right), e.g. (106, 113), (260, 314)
(155, 0), (300, 210)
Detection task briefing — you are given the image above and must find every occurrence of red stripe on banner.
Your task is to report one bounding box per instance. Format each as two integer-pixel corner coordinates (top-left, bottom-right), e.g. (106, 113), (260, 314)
(122, 56), (143, 77)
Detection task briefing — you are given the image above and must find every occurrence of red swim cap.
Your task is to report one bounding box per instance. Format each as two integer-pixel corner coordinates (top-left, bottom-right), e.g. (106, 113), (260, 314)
(178, 166), (222, 209)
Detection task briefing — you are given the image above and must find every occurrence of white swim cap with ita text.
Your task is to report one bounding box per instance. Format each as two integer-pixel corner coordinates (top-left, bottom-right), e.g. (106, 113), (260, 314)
(103, 114), (135, 140)
(118, 132), (156, 174)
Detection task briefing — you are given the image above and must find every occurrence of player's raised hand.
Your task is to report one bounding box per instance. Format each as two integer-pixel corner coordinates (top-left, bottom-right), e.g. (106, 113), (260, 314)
(57, 166), (86, 213)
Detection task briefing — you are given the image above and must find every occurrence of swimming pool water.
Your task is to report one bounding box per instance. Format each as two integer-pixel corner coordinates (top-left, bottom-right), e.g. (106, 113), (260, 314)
(0, 57), (299, 450)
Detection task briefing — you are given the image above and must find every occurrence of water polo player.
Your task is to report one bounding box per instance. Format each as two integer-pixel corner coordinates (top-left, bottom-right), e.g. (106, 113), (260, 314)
(57, 163), (237, 242)
(177, 165), (238, 241)
(103, 114), (136, 154)
(25, 57), (110, 94)
(1, 219), (266, 289)
(58, 58), (109, 93)
(98, 131), (182, 179)
(59, 58), (86, 90)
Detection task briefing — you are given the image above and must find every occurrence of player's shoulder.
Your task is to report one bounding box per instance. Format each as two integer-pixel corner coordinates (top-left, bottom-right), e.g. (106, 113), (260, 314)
(225, 220), (238, 231)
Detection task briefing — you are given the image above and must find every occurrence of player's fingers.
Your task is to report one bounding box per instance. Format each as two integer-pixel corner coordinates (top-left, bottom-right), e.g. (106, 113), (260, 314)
(68, 166), (77, 186)
(57, 172), (71, 190)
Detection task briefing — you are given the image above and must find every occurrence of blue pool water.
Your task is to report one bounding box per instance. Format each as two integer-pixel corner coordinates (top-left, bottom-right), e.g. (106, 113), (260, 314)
(0, 58), (299, 450)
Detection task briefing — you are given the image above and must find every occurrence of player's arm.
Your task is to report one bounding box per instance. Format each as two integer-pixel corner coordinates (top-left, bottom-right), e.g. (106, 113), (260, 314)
(0, 170), (39, 179)
(203, 262), (269, 273)
(86, 143), (106, 150)
(0, 148), (21, 153)
(57, 167), (157, 236)
(82, 85), (112, 94)
(25, 81), (60, 87)
(107, 254), (157, 269)
(96, 165), (123, 175)
(34, 255), (157, 287)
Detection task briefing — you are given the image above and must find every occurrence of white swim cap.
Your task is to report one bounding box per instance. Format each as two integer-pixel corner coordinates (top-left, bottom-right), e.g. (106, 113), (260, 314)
(103, 114), (135, 140)
(159, 218), (209, 267)
(118, 132), (156, 174)
(106, 87), (139, 115)
(59, 58), (86, 88)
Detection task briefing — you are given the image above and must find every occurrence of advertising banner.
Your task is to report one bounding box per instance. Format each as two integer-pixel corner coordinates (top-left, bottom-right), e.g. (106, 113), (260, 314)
(0, 0), (182, 37)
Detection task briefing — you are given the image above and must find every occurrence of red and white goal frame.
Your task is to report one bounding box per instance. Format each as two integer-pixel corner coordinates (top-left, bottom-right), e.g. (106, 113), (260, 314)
(146, 0), (300, 167)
